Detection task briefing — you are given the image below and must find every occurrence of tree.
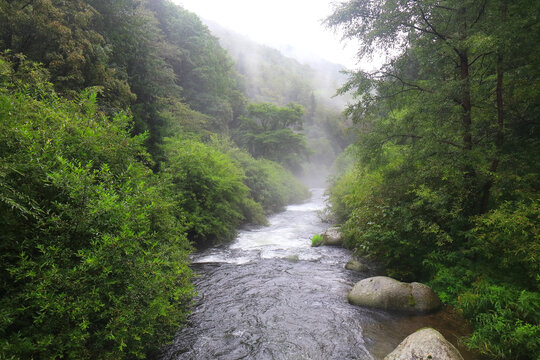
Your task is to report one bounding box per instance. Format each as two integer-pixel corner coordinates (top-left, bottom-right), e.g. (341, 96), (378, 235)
(234, 102), (309, 171)
(148, 0), (246, 130)
(327, 0), (540, 213)
(326, 1), (540, 358)
(0, 0), (135, 108)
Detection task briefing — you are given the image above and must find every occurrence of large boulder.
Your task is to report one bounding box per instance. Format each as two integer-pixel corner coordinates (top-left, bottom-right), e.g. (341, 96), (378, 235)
(345, 259), (368, 272)
(384, 328), (464, 360)
(348, 276), (441, 313)
(323, 226), (342, 246)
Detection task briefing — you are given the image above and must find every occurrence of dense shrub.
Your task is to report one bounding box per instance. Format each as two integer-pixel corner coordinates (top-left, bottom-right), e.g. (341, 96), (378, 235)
(428, 258), (540, 360)
(0, 57), (194, 359)
(212, 136), (311, 213)
(328, 157), (540, 359)
(161, 136), (267, 246)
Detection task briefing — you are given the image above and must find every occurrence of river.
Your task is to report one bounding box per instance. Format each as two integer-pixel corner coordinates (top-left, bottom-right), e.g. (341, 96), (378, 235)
(160, 188), (476, 360)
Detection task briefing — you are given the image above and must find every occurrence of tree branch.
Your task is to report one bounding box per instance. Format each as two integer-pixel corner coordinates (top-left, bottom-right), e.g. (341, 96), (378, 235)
(469, 51), (494, 67)
(380, 71), (432, 93)
(416, 5), (449, 41)
(472, 0), (488, 27)
(381, 134), (466, 149)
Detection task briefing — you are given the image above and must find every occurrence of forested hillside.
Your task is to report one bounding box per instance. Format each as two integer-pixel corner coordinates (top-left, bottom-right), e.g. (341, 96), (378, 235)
(0, 0), (323, 358)
(206, 22), (354, 174)
(326, 0), (539, 359)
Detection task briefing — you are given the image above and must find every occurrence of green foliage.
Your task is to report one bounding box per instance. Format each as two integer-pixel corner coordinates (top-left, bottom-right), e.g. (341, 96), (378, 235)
(211, 22), (354, 171)
(214, 137), (311, 213)
(0, 56), (193, 359)
(327, 0), (540, 358)
(0, 0), (134, 106)
(234, 102), (310, 171)
(470, 200), (539, 289)
(165, 135), (312, 245)
(161, 137), (263, 246)
(0, 0), (249, 159)
(148, 0), (245, 129)
(0, 1), (338, 357)
(429, 262), (540, 360)
(460, 284), (540, 360)
(311, 234), (323, 247)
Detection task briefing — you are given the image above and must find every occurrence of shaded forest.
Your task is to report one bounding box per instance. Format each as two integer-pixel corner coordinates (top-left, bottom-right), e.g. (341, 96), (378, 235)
(326, 0), (539, 359)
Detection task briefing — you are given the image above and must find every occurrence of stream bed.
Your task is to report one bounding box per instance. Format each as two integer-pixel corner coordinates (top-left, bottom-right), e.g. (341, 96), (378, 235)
(160, 188), (476, 360)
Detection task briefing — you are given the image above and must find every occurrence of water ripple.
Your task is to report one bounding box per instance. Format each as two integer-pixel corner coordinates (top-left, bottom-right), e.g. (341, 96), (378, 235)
(160, 188), (475, 360)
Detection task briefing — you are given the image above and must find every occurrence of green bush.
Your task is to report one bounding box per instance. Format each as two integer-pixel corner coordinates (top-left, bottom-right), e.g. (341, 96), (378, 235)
(160, 135), (310, 248)
(461, 282), (540, 360)
(161, 136), (266, 246)
(329, 163), (450, 281)
(470, 200), (539, 289)
(429, 261), (540, 360)
(311, 234), (323, 247)
(328, 152), (539, 359)
(211, 136), (311, 214)
(0, 57), (193, 359)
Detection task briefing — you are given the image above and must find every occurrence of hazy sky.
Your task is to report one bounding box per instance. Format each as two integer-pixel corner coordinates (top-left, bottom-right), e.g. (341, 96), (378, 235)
(173, 0), (362, 69)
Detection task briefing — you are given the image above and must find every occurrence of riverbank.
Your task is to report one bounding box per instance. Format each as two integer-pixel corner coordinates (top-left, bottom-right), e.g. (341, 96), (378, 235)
(159, 189), (477, 359)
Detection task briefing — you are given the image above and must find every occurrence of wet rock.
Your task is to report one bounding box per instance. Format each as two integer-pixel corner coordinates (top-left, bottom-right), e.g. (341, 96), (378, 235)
(285, 254), (300, 262)
(348, 276), (441, 313)
(322, 226), (342, 246)
(384, 328), (464, 360)
(345, 259), (368, 272)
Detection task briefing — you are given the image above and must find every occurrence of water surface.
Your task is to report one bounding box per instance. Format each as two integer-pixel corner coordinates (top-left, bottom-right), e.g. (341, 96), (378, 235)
(161, 188), (475, 360)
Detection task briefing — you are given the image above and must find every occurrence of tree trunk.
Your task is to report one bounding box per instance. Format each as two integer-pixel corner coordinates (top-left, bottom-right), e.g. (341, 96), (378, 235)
(458, 6), (473, 151)
(479, 3), (507, 213)
(460, 51), (473, 151)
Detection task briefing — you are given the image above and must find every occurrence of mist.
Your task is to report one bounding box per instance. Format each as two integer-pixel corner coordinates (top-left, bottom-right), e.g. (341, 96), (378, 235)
(204, 20), (354, 182)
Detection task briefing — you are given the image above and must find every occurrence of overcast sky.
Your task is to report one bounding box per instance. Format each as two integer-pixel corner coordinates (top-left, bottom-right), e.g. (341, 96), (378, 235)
(173, 0), (363, 70)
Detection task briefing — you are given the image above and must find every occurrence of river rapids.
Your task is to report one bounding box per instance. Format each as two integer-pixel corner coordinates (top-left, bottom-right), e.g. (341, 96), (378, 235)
(160, 188), (476, 360)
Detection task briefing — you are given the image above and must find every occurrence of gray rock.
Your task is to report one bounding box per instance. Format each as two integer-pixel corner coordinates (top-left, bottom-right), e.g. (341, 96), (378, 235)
(285, 254), (299, 262)
(345, 259), (368, 272)
(348, 276), (441, 313)
(384, 328), (464, 360)
(323, 226), (342, 246)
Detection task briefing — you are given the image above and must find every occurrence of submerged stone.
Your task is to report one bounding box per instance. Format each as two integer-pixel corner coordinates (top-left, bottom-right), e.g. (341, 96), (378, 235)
(285, 254), (300, 262)
(345, 259), (368, 272)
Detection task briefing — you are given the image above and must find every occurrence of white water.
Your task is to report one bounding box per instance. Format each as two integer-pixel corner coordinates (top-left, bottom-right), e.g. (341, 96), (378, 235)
(194, 188), (330, 265)
(160, 188), (476, 360)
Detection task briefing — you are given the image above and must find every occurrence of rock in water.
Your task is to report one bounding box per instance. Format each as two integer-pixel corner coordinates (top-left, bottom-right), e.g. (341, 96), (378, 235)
(323, 226), (342, 246)
(348, 276), (441, 313)
(384, 328), (464, 360)
(345, 259), (368, 272)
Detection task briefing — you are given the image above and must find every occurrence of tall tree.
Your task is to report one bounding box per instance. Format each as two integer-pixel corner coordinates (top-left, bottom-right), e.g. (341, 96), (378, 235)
(147, 0), (246, 131)
(325, 0), (538, 214)
(235, 102), (309, 171)
(326, 1), (540, 358)
(0, 0), (134, 107)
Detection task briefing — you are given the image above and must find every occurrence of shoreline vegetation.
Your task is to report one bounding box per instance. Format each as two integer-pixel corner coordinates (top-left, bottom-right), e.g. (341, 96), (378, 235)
(0, 52), (312, 358)
(325, 0), (539, 358)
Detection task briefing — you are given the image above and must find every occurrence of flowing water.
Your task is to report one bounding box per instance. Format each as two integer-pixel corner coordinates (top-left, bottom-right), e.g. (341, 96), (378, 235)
(161, 188), (476, 360)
